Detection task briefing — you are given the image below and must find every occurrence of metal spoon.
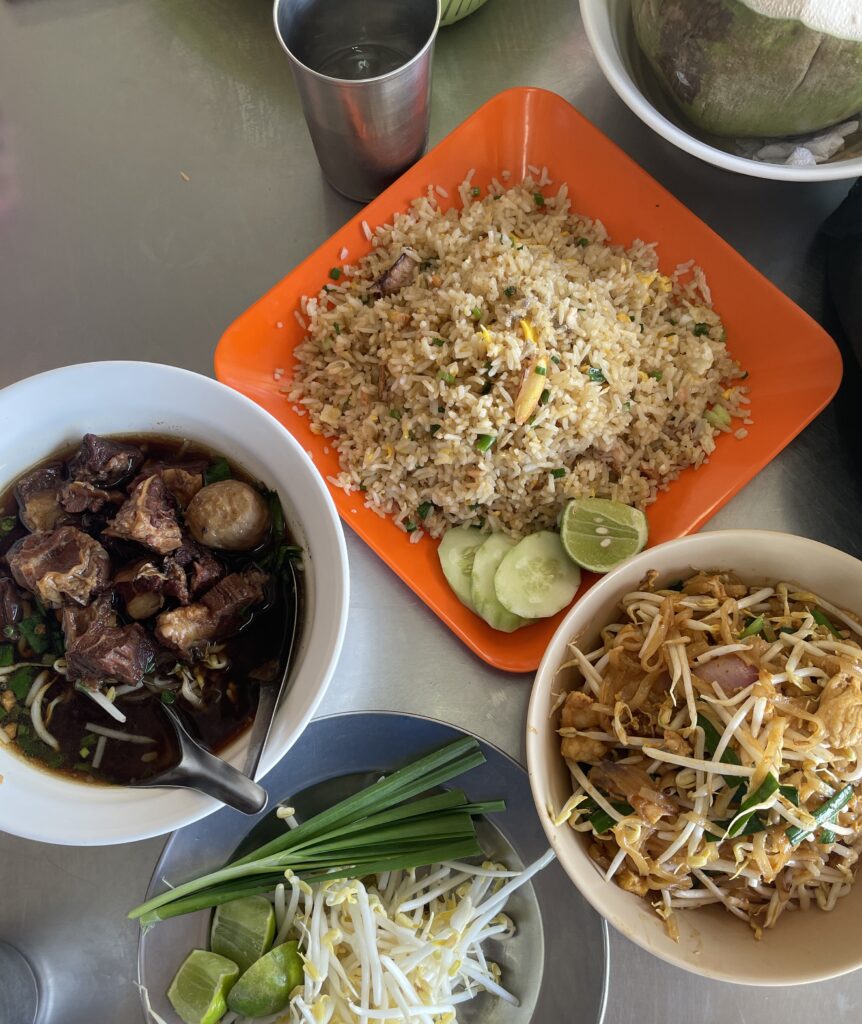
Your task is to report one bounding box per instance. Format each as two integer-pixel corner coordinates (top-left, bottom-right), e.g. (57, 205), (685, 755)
(132, 702), (267, 815)
(242, 558), (300, 780)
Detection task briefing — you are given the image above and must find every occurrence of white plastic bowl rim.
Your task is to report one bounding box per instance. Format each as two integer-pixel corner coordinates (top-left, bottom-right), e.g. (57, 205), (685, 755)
(527, 529), (862, 985)
(579, 0), (862, 182)
(0, 361), (349, 846)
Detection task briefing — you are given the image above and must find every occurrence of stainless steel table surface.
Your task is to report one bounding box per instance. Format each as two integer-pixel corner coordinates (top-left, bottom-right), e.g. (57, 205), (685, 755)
(1, 1), (860, 1021)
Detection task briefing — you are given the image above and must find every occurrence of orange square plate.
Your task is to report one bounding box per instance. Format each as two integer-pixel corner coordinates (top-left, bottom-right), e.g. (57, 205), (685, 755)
(215, 87), (841, 674)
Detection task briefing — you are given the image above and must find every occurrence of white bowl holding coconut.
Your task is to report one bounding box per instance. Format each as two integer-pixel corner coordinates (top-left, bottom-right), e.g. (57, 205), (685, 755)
(580, 0), (862, 181)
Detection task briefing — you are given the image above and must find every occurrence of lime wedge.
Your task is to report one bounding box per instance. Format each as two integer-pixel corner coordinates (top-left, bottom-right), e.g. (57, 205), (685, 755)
(227, 940), (304, 1017)
(560, 497), (648, 573)
(167, 949), (239, 1024)
(211, 895), (276, 973)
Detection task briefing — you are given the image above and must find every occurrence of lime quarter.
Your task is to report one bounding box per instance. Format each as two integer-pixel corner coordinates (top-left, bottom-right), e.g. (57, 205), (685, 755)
(167, 949), (239, 1024)
(211, 895), (276, 974)
(560, 497), (648, 573)
(226, 940), (304, 1017)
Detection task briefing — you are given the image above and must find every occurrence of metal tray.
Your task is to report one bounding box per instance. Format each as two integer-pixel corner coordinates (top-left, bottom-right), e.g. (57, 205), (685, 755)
(137, 712), (609, 1023)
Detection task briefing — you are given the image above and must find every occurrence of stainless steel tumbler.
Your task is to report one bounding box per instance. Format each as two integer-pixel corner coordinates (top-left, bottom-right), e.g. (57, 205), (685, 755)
(274, 0), (440, 202)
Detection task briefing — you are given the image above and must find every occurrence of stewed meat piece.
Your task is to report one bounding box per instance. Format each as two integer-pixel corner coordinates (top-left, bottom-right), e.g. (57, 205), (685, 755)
(155, 567), (269, 656)
(6, 526), (111, 608)
(66, 622), (155, 685)
(160, 468), (204, 510)
(61, 591), (118, 645)
(372, 248), (420, 297)
(59, 481), (120, 515)
(68, 433), (144, 487)
(0, 578), (25, 629)
(113, 559), (166, 620)
(14, 462), (66, 532)
(103, 475), (183, 555)
(163, 537), (224, 604)
(130, 462), (206, 510)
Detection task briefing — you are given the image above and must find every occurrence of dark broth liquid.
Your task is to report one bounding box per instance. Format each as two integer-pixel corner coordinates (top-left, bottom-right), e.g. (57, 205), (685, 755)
(0, 435), (301, 785)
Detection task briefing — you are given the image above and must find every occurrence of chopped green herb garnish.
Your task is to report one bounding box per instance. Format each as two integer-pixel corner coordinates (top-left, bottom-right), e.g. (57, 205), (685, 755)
(577, 237), (589, 247)
(481, 381), (493, 396)
(204, 457), (232, 486)
(475, 434), (496, 453)
(819, 829), (836, 844)
(550, 354), (561, 365)
(417, 502), (433, 520)
(470, 186), (481, 197)
(267, 491), (285, 541)
(437, 371), (456, 385)
(739, 615), (764, 639)
(0, 644), (13, 668)
(328, 267), (342, 281)
(0, 515), (16, 537)
(812, 608), (842, 638)
(432, 338), (445, 347)
(539, 388), (551, 406)
(589, 801), (633, 835)
(623, 401), (632, 411)
(587, 367), (606, 384)
(470, 307), (482, 321)
(693, 323), (710, 336)
(697, 711), (745, 789)
(780, 785), (800, 806)
(705, 405), (731, 428)
(404, 520), (417, 533)
(358, 485), (367, 492)
(7, 665), (40, 701)
(389, 409), (402, 420)
(504, 286), (516, 298)
(333, 324), (341, 335)
(533, 193), (545, 207)
(429, 424), (441, 435)
(18, 613), (61, 657)
(534, 365), (547, 376)
(786, 785), (854, 845)
(551, 468), (566, 479)
(648, 370), (663, 381)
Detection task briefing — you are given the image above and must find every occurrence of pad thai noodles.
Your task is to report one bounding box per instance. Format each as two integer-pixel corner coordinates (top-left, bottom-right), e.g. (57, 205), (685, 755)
(553, 570), (862, 939)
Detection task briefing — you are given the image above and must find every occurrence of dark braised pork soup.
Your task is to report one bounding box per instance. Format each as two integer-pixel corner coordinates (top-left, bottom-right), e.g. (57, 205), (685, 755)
(0, 434), (300, 784)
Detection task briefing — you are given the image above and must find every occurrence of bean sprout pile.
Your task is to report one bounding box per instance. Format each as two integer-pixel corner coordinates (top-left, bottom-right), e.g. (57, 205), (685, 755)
(553, 570), (862, 939)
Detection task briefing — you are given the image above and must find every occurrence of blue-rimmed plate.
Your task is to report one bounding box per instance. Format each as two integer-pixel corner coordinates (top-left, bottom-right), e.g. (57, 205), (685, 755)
(137, 712), (609, 1023)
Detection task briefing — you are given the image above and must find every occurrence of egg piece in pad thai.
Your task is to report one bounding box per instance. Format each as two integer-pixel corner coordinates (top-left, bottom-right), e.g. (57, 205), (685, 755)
(554, 570), (862, 939)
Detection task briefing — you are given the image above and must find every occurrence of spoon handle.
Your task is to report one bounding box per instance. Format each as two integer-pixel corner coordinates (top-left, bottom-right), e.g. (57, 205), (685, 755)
(137, 705), (268, 815)
(157, 757), (268, 815)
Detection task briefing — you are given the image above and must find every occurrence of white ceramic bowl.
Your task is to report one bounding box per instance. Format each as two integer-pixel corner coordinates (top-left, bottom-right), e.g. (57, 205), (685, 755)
(0, 362), (349, 846)
(579, 0), (862, 182)
(527, 530), (862, 985)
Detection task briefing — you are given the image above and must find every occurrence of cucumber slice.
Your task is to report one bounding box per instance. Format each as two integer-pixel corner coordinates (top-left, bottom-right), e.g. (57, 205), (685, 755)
(471, 534), (530, 632)
(438, 526), (486, 611)
(494, 530), (581, 619)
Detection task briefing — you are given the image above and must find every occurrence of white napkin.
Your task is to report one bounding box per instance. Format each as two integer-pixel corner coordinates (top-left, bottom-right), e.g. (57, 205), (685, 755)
(735, 118), (860, 166)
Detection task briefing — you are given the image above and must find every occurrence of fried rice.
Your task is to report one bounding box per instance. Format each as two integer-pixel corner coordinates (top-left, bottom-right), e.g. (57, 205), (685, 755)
(286, 173), (749, 540)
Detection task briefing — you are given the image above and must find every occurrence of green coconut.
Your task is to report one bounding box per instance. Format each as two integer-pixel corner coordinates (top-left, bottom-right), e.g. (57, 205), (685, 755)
(632, 0), (862, 137)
